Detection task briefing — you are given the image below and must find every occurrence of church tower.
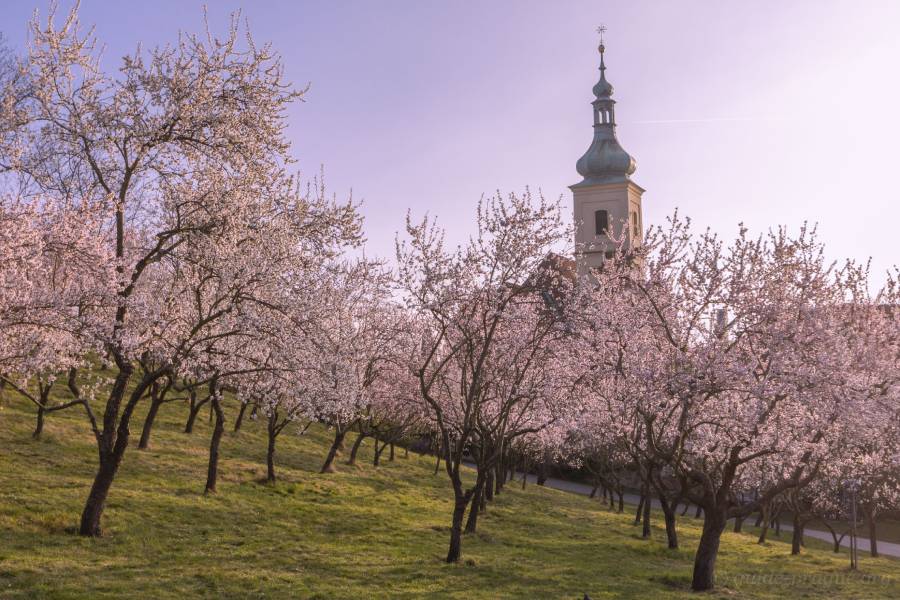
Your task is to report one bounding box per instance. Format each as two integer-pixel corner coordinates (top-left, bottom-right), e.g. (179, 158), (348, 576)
(571, 29), (644, 273)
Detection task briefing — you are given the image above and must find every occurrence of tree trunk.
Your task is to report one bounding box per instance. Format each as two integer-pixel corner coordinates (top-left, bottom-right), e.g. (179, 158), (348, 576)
(433, 452), (441, 475)
(642, 491), (652, 539)
(138, 383), (164, 450)
(659, 495), (678, 549)
(374, 439), (389, 467)
(33, 404), (45, 439)
(691, 509), (727, 591)
(204, 395), (225, 495)
(78, 451), (120, 536)
(867, 508), (879, 558)
(663, 508), (678, 548)
(78, 363), (158, 537)
(791, 513), (803, 555)
(233, 401), (250, 433)
(757, 504), (771, 544)
(484, 469), (495, 503)
(618, 491), (624, 513)
(820, 520), (843, 553)
(634, 493), (645, 526)
(138, 398), (160, 449)
(733, 516), (744, 533)
(589, 484), (598, 499)
(465, 476), (485, 534)
(447, 493), (469, 563)
(389, 443), (395, 461)
(694, 504), (702, 519)
(32, 384), (52, 439)
(536, 463), (547, 486)
(320, 429), (346, 473)
(79, 367), (144, 536)
(184, 406), (199, 433)
(183, 390), (205, 434)
(266, 413), (278, 483)
(346, 431), (366, 466)
(681, 502), (690, 517)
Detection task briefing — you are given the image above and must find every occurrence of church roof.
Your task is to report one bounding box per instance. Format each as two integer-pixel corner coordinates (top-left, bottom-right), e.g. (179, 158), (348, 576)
(573, 37), (637, 187)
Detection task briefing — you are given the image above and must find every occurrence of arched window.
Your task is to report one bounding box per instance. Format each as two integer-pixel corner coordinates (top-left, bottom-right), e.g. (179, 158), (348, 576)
(632, 211), (639, 233)
(595, 210), (609, 236)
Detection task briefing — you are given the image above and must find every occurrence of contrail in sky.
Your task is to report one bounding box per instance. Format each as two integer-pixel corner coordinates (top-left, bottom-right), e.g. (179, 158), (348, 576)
(629, 116), (784, 124)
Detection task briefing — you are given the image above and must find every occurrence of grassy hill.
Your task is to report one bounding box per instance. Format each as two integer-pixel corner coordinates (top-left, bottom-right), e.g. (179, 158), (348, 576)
(0, 389), (898, 599)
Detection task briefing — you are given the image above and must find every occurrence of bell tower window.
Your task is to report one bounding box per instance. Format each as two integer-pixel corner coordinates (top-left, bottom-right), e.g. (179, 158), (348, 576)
(595, 209), (609, 236)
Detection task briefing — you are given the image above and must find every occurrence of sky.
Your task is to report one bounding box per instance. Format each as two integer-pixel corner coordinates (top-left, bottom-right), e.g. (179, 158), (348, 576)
(3, 0), (899, 282)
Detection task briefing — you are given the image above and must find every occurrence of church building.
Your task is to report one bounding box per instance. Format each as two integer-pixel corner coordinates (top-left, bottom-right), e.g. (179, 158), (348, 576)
(571, 33), (644, 273)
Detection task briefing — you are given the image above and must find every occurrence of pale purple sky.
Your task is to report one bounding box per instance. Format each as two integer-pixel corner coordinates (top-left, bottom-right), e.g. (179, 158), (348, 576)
(4, 1), (899, 281)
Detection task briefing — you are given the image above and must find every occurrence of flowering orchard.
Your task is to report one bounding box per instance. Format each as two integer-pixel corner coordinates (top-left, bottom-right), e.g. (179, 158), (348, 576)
(1, 5), (898, 594)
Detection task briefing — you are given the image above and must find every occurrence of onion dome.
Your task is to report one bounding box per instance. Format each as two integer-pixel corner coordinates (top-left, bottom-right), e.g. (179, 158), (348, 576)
(573, 36), (637, 187)
(592, 44), (614, 98)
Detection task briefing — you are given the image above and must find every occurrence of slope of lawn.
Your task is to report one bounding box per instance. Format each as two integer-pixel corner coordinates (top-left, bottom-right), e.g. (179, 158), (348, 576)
(0, 385), (898, 599)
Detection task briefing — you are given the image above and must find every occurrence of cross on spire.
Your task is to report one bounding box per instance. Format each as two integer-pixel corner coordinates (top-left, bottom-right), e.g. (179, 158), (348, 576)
(596, 25), (607, 71)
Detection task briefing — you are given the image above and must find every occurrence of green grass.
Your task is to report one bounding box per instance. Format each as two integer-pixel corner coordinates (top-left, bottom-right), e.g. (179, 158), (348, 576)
(0, 388), (898, 599)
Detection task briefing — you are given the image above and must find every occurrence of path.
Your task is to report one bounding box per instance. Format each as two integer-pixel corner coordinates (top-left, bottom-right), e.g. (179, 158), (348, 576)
(514, 470), (900, 559)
